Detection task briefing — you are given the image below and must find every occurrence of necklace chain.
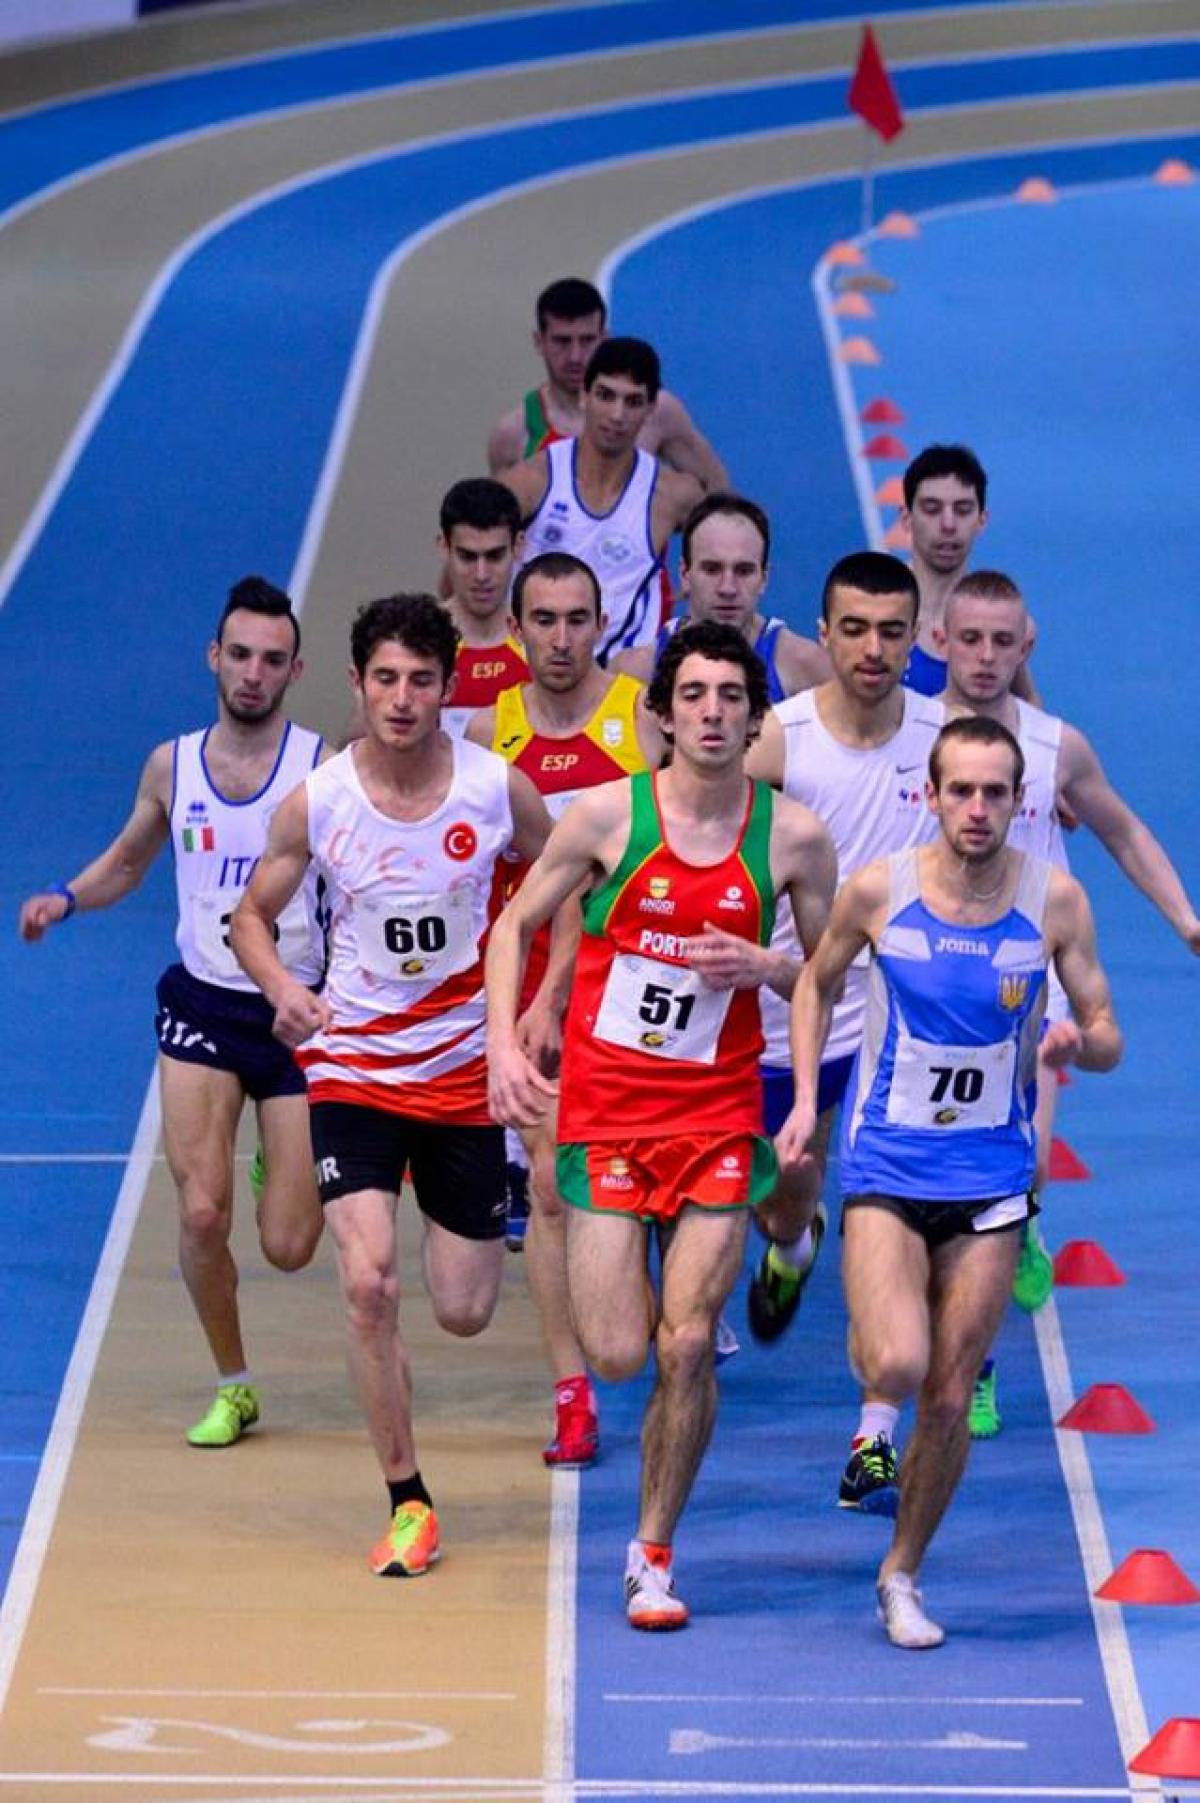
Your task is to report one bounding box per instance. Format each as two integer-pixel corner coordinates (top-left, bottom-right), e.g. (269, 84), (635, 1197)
(960, 858), (1007, 902)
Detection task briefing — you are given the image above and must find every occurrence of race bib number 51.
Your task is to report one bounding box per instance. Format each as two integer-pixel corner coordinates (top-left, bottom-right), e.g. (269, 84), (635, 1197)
(593, 952), (732, 1065)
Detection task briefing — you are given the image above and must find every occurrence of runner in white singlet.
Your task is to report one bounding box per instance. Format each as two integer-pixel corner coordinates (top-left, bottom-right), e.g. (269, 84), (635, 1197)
(232, 593), (555, 1582)
(501, 338), (702, 662)
(19, 579), (328, 1449)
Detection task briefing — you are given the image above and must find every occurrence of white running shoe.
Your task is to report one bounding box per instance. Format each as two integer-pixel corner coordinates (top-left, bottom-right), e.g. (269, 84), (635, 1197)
(625, 1540), (689, 1631)
(876, 1571), (945, 1649)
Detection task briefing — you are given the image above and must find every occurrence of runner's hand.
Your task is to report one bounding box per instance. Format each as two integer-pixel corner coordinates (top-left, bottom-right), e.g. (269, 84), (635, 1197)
(1039, 1019), (1083, 1070)
(18, 892), (71, 941)
(489, 1040), (559, 1130)
(271, 982), (331, 1049)
(775, 1104), (817, 1174)
(686, 922), (767, 991)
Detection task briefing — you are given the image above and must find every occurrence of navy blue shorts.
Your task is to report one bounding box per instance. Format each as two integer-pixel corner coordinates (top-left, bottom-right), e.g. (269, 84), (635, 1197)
(155, 962), (305, 1102)
(309, 1101), (507, 1241)
(760, 1054), (856, 1137)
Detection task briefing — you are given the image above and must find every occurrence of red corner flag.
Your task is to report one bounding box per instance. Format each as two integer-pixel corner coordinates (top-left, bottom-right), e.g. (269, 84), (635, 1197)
(848, 25), (904, 142)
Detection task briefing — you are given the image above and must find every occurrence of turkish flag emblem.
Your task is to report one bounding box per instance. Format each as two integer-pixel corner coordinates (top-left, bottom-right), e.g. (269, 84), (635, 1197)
(443, 821), (478, 861)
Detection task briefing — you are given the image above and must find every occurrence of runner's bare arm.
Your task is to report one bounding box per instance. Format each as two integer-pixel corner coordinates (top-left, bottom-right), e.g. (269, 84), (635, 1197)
(776, 865), (881, 1167)
(743, 709), (786, 786)
(1043, 872), (1123, 1072)
(498, 452), (550, 523)
(610, 644), (655, 684)
(775, 629), (832, 693)
(485, 786), (625, 1126)
(649, 390), (728, 491)
(507, 764), (556, 864)
(19, 741), (172, 940)
(1059, 724), (1200, 951)
(229, 784), (331, 1048)
(487, 404), (526, 475)
(464, 705), (498, 749)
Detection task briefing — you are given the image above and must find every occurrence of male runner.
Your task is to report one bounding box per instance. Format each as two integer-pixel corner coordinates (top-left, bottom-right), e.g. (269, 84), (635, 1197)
(612, 492), (829, 701)
(19, 577), (326, 1447)
(777, 715), (1122, 1648)
(438, 477), (528, 737)
(742, 556), (944, 1514)
(486, 621), (837, 1629)
(900, 444), (991, 697)
(487, 276), (726, 490)
(467, 549), (663, 1469)
(939, 571), (1200, 1432)
(231, 593), (553, 1577)
(501, 337), (703, 662)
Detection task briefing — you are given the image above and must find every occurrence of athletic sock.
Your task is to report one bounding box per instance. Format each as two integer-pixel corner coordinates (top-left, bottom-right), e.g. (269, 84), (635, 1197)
(388, 1471), (432, 1512)
(555, 1373), (594, 1412)
(217, 1369), (253, 1389)
(637, 1539), (672, 1568)
(853, 1402), (899, 1447)
(769, 1228), (813, 1272)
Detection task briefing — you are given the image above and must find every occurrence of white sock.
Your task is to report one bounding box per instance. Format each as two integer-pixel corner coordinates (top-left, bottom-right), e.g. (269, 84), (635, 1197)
(218, 1369), (253, 1390)
(854, 1402), (899, 1446)
(771, 1227), (813, 1271)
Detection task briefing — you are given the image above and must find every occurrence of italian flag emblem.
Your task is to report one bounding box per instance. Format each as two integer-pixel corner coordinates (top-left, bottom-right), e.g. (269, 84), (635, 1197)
(183, 825), (215, 852)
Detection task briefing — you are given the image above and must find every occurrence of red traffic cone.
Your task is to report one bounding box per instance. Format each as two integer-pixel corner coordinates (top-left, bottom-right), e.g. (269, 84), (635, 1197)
(862, 433), (908, 460)
(1057, 1383), (1154, 1434)
(1048, 1136), (1091, 1180)
(1130, 1718), (1200, 1777)
(1053, 1240), (1125, 1286)
(861, 398), (905, 424)
(1097, 1550), (1200, 1605)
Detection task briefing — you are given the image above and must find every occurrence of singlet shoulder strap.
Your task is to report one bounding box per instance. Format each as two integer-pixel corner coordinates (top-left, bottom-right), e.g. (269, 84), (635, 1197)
(740, 780), (777, 946)
(492, 681), (531, 753)
(1011, 852), (1052, 930)
(581, 771), (659, 933)
(523, 387), (551, 456)
(888, 847), (922, 917)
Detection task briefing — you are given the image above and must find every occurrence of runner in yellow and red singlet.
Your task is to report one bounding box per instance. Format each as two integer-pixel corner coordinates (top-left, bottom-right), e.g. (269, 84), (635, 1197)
(486, 621), (836, 1632)
(467, 550), (663, 1470)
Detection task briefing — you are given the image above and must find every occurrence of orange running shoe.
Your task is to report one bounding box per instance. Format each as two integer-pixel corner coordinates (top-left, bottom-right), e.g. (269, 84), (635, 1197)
(369, 1501), (440, 1577)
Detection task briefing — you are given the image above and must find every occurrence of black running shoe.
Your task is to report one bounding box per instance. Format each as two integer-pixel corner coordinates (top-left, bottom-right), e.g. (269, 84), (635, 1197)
(838, 1433), (900, 1515)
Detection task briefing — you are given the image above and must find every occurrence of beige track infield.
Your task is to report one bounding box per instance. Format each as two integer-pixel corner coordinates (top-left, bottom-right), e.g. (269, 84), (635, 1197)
(0, 1134), (555, 1793)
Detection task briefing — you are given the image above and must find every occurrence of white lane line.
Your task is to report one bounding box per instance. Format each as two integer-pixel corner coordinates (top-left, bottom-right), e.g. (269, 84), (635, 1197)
(0, 1153), (164, 1165)
(0, 1072), (160, 1715)
(672, 1728), (1029, 1754)
(1035, 1300), (1160, 1799)
(604, 1693), (1085, 1706)
(542, 1469), (579, 1803)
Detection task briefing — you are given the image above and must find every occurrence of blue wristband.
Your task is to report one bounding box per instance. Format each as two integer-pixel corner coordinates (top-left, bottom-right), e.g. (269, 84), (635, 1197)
(50, 882), (77, 919)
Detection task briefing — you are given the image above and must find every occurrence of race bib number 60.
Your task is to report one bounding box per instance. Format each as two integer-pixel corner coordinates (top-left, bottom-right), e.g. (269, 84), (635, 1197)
(356, 890), (477, 982)
(594, 952), (732, 1065)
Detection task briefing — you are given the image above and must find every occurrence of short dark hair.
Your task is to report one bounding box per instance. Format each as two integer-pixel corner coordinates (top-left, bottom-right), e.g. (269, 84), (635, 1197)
(511, 551), (601, 622)
(439, 477), (522, 541)
(929, 714), (1025, 792)
(584, 336), (661, 403)
(681, 492), (771, 569)
(535, 277), (607, 332)
(821, 551), (919, 623)
(350, 593), (458, 682)
(217, 574), (300, 655)
(950, 569), (1023, 606)
(646, 619), (769, 741)
(903, 443), (988, 511)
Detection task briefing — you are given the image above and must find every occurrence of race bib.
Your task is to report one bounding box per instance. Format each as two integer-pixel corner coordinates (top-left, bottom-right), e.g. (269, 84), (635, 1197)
(594, 952), (732, 1065)
(886, 1032), (1016, 1133)
(356, 889), (478, 982)
(193, 890), (314, 981)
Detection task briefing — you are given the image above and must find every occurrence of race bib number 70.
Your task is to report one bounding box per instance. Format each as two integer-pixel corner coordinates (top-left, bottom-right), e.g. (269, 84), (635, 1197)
(886, 1032), (1016, 1132)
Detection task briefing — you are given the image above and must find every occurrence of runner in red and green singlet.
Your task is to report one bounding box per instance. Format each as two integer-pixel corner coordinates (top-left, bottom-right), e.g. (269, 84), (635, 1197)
(486, 621), (836, 1633)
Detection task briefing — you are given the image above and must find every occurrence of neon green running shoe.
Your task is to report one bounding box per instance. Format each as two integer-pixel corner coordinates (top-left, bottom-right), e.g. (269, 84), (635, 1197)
(747, 1205), (827, 1344)
(1012, 1218), (1054, 1312)
(968, 1362), (1001, 1439)
(186, 1383), (260, 1448)
(248, 1143), (266, 1205)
